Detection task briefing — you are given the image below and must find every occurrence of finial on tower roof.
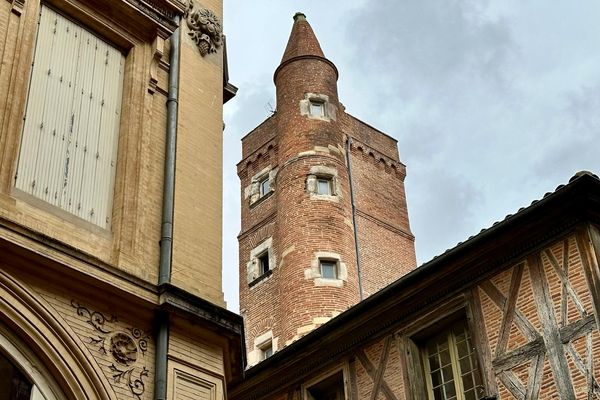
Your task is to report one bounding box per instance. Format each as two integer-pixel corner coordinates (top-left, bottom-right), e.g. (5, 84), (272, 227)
(293, 12), (306, 22)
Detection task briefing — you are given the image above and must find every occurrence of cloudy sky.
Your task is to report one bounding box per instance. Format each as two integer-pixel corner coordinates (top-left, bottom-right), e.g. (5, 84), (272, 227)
(220, 0), (600, 312)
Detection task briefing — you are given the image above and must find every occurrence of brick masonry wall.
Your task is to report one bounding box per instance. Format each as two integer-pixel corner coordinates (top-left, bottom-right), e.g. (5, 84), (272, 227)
(357, 215), (416, 297)
(238, 16), (416, 358)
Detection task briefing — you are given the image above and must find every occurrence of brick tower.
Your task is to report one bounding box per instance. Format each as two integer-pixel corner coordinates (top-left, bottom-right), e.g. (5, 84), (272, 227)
(238, 13), (416, 365)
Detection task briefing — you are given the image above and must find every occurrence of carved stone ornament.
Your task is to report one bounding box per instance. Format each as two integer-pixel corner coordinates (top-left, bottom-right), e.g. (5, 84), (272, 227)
(184, 1), (222, 56)
(71, 301), (150, 399)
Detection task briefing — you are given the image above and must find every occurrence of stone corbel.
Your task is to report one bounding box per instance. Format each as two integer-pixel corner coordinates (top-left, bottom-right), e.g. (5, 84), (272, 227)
(149, 36), (165, 94)
(184, 1), (222, 56)
(7, 0), (25, 15)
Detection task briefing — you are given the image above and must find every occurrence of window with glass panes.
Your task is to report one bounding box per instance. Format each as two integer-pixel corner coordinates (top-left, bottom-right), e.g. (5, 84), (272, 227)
(259, 176), (270, 197)
(316, 177), (333, 195)
(422, 321), (484, 400)
(320, 260), (338, 279)
(261, 342), (273, 360)
(309, 100), (325, 117)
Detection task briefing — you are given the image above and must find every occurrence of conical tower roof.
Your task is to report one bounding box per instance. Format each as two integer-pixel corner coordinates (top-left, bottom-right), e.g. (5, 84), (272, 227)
(280, 13), (325, 63)
(274, 12), (338, 81)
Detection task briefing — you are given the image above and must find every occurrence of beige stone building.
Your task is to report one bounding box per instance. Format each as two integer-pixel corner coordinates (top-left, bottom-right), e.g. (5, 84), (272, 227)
(0, 0), (242, 399)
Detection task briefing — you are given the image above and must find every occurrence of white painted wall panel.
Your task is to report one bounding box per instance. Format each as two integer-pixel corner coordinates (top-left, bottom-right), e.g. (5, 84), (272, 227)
(16, 6), (124, 229)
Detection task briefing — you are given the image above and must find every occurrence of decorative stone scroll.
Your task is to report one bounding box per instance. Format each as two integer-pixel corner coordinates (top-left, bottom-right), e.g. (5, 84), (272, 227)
(184, 1), (222, 56)
(71, 301), (151, 399)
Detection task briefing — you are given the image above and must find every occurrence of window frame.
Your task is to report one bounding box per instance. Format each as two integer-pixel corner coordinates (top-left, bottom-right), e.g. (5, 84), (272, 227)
(302, 364), (349, 400)
(316, 176), (334, 196)
(260, 340), (273, 361)
(0, 0), (167, 264)
(259, 175), (271, 198)
(248, 237), (275, 286)
(248, 166), (275, 206)
(420, 320), (484, 400)
(309, 100), (325, 118)
(14, 4), (126, 230)
(257, 250), (270, 275)
(300, 92), (335, 121)
(397, 296), (494, 400)
(319, 259), (338, 280)
(306, 165), (338, 201)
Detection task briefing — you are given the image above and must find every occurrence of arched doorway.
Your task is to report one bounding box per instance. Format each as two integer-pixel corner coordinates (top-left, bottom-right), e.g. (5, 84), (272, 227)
(0, 323), (62, 400)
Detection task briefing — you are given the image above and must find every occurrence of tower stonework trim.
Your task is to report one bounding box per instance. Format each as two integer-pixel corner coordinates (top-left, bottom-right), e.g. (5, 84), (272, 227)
(238, 13), (416, 361)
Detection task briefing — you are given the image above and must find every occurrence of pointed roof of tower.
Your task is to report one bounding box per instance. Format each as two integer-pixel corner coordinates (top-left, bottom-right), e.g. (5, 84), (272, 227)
(275, 13), (338, 81)
(280, 13), (326, 63)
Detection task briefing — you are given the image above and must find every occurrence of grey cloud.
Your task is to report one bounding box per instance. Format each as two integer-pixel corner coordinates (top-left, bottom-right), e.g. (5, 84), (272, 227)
(348, 0), (514, 90)
(407, 170), (482, 262)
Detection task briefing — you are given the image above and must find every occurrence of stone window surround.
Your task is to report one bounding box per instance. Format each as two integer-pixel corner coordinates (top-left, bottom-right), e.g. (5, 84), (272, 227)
(307, 165), (340, 202)
(299, 92), (336, 122)
(248, 330), (278, 366)
(245, 166), (277, 206)
(305, 251), (347, 287)
(247, 237), (275, 285)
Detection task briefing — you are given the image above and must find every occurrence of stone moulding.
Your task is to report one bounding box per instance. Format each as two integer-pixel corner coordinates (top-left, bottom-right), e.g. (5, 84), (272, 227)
(184, 1), (222, 56)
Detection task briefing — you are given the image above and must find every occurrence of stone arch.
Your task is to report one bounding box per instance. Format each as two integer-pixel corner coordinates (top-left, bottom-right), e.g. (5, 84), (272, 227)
(0, 270), (115, 400)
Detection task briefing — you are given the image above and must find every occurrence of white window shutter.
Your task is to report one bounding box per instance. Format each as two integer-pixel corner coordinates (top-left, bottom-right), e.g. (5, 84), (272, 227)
(16, 6), (124, 229)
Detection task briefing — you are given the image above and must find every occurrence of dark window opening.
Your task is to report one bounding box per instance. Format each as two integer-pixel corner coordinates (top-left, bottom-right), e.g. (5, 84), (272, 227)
(0, 352), (33, 400)
(307, 371), (345, 400)
(258, 252), (270, 275)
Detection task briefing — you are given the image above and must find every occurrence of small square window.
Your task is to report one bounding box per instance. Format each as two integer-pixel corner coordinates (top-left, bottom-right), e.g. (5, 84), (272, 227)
(320, 260), (338, 280)
(309, 101), (325, 117)
(261, 342), (273, 360)
(316, 177), (333, 195)
(258, 251), (270, 275)
(259, 176), (270, 197)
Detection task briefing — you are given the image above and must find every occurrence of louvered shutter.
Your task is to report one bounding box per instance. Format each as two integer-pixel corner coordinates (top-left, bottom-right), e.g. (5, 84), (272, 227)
(16, 5), (124, 229)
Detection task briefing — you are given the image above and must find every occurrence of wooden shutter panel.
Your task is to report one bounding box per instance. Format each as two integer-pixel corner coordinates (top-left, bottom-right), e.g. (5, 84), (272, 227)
(16, 6), (124, 229)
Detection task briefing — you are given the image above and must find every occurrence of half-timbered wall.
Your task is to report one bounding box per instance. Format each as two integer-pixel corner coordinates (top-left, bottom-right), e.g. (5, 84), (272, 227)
(256, 225), (600, 400)
(477, 230), (600, 399)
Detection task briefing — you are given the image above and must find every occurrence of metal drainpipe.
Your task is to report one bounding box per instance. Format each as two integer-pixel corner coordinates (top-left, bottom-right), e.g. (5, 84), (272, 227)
(346, 137), (364, 301)
(156, 14), (180, 400)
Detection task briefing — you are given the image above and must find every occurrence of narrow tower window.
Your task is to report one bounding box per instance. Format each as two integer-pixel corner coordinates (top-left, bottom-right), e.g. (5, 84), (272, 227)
(316, 177), (333, 195)
(320, 260), (338, 280)
(258, 251), (270, 275)
(259, 176), (271, 197)
(260, 341), (273, 360)
(309, 100), (325, 117)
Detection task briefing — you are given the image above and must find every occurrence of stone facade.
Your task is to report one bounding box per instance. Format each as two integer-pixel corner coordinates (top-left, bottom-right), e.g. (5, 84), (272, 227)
(237, 13), (416, 363)
(0, 0), (242, 399)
